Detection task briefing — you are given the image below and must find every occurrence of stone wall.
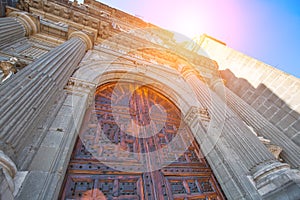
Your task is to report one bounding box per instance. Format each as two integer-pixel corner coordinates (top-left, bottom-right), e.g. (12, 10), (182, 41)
(198, 35), (300, 146)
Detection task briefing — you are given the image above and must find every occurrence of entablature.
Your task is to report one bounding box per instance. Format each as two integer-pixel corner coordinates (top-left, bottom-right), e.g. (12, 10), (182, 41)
(14, 0), (221, 83)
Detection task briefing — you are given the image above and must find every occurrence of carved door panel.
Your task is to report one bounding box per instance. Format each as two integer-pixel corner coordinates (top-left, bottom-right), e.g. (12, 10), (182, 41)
(60, 82), (225, 200)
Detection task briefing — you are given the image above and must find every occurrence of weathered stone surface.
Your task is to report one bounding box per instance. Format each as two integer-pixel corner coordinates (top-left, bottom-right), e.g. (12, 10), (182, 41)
(292, 134), (300, 146)
(198, 35), (300, 145)
(223, 87), (300, 168)
(0, 1), (299, 199)
(0, 168), (14, 200)
(277, 114), (297, 131)
(15, 171), (48, 200)
(0, 33), (87, 164)
(0, 17), (25, 49)
(29, 147), (57, 171)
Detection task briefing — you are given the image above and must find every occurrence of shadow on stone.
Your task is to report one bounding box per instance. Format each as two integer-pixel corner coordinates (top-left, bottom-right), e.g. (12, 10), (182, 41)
(220, 69), (300, 147)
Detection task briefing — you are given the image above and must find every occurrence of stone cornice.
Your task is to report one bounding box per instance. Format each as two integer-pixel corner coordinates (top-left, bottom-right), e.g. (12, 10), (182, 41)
(65, 77), (96, 92)
(65, 77), (96, 107)
(18, 0), (220, 79)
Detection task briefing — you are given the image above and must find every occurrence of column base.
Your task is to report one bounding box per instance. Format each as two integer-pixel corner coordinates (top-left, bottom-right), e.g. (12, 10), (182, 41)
(253, 162), (300, 199)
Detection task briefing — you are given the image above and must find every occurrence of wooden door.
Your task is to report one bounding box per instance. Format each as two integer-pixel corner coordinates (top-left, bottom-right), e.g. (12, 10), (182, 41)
(60, 82), (225, 200)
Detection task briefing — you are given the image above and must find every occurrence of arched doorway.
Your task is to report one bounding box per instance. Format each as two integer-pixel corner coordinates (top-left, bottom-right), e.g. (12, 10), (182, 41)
(60, 82), (225, 199)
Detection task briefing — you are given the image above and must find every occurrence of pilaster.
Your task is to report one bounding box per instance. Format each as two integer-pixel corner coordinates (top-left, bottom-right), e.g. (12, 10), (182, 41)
(182, 68), (300, 199)
(15, 78), (95, 200)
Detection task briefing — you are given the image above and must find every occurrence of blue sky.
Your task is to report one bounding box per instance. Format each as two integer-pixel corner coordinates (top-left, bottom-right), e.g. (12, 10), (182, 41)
(92, 0), (300, 78)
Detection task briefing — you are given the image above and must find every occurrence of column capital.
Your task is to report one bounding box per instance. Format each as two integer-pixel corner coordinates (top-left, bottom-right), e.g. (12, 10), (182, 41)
(8, 11), (39, 36)
(0, 150), (17, 192)
(210, 78), (226, 101)
(68, 31), (93, 51)
(209, 78), (224, 91)
(179, 66), (200, 80)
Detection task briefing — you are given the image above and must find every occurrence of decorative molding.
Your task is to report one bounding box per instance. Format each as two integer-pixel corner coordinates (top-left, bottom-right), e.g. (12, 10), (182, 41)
(184, 106), (210, 126)
(65, 77), (96, 106)
(68, 30), (93, 50)
(20, 0), (220, 77)
(65, 77), (96, 92)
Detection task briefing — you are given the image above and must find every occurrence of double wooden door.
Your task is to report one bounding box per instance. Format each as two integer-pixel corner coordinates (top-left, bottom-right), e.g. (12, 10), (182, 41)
(60, 82), (225, 200)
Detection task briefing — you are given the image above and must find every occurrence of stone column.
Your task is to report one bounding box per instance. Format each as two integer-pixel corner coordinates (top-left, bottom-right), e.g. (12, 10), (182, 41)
(209, 78), (300, 199)
(0, 11), (38, 48)
(184, 106), (262, 199)
(184, 71), (278, 171)
(0, 31), (92, 167)
(15, 78), (96, 200)
(211, 78), (300, 169)
(184, 71), (300, 199)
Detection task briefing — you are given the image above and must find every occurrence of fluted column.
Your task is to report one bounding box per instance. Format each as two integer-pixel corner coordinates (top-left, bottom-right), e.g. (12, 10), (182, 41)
(184, 106), (263, 199)
(211, 79), (300, 168)
(0, 12), (38, 48)
(184, 71), (278, 171)
(0, 17), (25, 48)
(0, 31), (92, 165)
(208, 78), (300, 198)
(183, 70), (300, 196)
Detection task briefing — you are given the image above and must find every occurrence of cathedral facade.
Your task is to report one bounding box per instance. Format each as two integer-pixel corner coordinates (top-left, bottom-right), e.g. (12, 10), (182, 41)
(0, 0), (300, 199)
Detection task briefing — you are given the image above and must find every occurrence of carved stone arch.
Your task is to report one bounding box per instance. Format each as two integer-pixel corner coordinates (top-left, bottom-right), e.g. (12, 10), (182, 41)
(57, 55), (233, 189)
(60, 62), (226, 198)
(72, 61), (202, 113)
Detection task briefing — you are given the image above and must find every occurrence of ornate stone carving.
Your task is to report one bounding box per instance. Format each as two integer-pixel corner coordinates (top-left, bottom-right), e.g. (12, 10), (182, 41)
(66, 77), (96, 92)
(0, 57), (18, 83)
(65, 77), (96, 106)
(99, 21), (111, 39)
(184, 106), (210, 127)
(43, 1), (53, 13)
(258, 136), (283, 159)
